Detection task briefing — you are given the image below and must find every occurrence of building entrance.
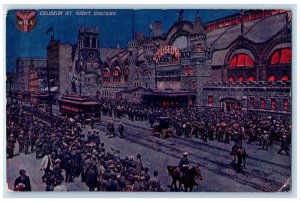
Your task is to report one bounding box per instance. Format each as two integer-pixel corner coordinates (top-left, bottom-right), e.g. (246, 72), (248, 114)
(220, 98), (241, 111)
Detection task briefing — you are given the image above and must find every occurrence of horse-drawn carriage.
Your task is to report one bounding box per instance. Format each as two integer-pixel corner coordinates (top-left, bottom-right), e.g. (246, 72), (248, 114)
(152, 117), (174, 139)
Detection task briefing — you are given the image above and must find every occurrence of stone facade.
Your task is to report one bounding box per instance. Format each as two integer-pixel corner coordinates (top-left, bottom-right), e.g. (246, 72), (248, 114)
(66, 9), (292, 115)
(69, 25), (101, 96)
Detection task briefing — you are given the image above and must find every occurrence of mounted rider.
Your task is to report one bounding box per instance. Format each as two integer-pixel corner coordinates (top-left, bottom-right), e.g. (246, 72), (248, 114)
(179, 152), (190, 177)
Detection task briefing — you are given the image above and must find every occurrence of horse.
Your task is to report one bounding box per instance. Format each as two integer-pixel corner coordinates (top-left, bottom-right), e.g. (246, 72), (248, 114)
(167, 166), (181, 191)
(167, 165), (203, 192)
(231, 145), (247, 172)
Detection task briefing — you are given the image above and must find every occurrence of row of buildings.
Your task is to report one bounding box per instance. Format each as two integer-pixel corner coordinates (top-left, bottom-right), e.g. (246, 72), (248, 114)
(7, 9), (292, 115)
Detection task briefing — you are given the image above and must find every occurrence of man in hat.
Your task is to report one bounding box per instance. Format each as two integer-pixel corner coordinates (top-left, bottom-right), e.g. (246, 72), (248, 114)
(40, 152), (54, 182)
(150, 171), (162, 191)
(278, 134), (290, 156)
(14, 169), (31, 191)
(179, 152), (190, 177)
(262, 131), (270, 151)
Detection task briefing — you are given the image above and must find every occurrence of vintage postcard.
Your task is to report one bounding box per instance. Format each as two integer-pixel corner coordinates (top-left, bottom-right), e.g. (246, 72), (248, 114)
(6, 8), (292, 192)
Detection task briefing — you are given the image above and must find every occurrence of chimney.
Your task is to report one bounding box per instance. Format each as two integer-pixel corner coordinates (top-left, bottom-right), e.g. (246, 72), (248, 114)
(153, 21), (163, 37)
(135, 32), (145, 41)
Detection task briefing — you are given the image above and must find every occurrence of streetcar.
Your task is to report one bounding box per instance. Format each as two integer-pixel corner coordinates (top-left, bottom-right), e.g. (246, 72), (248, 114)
(58, 95), (101, 122)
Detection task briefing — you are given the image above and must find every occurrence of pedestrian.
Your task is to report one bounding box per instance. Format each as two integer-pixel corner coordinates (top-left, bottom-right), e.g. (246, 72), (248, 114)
(40, 152), (54, 182)
(262, 131), (269, 151)
(277, 135), (290, 156)
(119, 122), (125, 138)
(13, 169), (31, 191)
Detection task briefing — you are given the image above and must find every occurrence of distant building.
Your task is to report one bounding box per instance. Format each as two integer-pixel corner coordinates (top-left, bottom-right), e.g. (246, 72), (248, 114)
(16, 58), (46, 92)
(47, 36), (72, 95)
(69, 25), (102, 96)
(103, 9), (292, 115)
(66, 9), (291, 115)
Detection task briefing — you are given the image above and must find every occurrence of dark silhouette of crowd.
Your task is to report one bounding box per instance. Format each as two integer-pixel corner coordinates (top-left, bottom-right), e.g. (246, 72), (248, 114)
(7, 103), (162, 192)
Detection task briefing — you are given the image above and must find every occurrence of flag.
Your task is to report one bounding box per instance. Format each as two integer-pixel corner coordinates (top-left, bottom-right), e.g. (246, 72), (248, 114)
(46, 26), (53, 35)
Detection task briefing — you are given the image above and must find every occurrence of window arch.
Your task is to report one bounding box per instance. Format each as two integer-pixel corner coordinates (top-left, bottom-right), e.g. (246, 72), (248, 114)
(268, 75), (277, 82)
(229, 53), (254, 68)
(124, 67), (129, 82)
(248, 75), (255, 82)
(238, 76), (244, 82)
(86, 37), (90, 48)
(103, 68), (110, 83)
(113, 67), (121, 82)
(270, 48), (291, 65)
(228, 76), (235, 82)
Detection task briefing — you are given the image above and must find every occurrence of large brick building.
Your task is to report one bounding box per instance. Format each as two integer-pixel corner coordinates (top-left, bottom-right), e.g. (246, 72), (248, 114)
(68, 9), (291, 115)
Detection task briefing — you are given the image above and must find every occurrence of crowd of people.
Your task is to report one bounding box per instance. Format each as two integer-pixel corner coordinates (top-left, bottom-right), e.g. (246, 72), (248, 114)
(7, 99), (291, 191)
(7, 103), (162, 192)
(97, 100), (292, 155)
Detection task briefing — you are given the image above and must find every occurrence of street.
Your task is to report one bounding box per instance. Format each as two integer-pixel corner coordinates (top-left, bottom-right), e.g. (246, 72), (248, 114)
(6, 113), (291, 192)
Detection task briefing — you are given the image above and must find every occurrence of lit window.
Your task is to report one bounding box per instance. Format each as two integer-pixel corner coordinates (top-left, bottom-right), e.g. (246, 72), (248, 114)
(271, 99), (276, 110)
(270, 48), (291, 65)
(260, 98), (265, 109)
(280, 48), (292, 64)
(248, 75), (255, 82)
(238, 76), (244, 82)
(281, 75), (289, 82)
(237, 54), (246, 67)
(283, 100), (288, 111)
(208, 95), (213, 106)
(228, 76), (235, 82)
(189, 68), (193, 76)
(229, 55), (237, 67)
(268, 75), (277, 82)
(229, 53), (254, 68)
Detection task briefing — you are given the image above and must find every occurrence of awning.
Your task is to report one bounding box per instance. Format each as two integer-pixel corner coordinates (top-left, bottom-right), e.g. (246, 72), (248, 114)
(145, 90), (197, 97)
(43, 86), (58, 92)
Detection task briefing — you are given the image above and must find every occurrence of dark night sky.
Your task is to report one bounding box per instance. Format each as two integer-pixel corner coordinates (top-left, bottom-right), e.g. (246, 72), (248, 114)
(6, 9), (240, 72)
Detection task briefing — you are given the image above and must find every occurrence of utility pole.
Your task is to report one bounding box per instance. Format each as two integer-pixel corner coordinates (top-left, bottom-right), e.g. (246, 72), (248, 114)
(46, 59), (53, 125)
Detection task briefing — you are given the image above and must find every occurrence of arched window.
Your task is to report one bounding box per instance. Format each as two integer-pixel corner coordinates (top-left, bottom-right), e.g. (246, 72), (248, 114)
(270, 48), (291, 65)
(268, 75), (277, 82)
(103, 69), (110, 83)
(228, 76), (235, 82)
(189, 67), (193, 76)
(281, 75), (289, 82)
(124, 67), (129, 82)
(238, 76), (244, 82)
(86, 37), (90, 48)
(113, 67), (121, 82)
(248, 75), (255, 82)
(229, 53), (254, 68)
(92, 37), (97, 48)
